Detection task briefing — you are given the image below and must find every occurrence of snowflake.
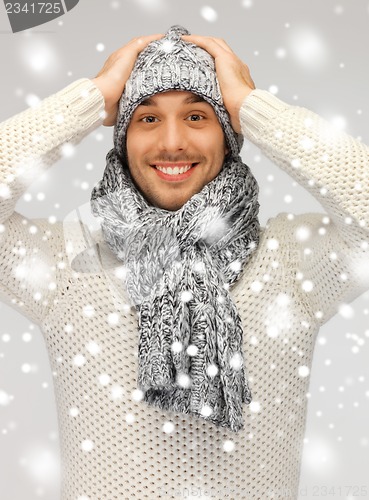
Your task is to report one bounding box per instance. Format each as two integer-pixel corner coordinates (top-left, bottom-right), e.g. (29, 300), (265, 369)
(131, 389), (144, 402)
(107, 312), (120, 326)
(301, 280), (314, 292)
(73, 354), (86, 367)
(269, 84), (279, 95)
(267, 238), (279, 250)
(288, 27), (328, 71)
(275, 47), (287, 59)
(14, 257), (54, 292)
(177, 373), (191, 388)
(200, 6), (218, 22)
(330, 115), (346, 131)
(69, 407), (79, 417)
(21, 363), (35, 373)
(0, 390), (11, 406)
(200, 405), (213, 417)
(250, 280), (263, 293)
(160, 40), (176, 53)
(25, 94), (41, 107)
(81, 439), (94, 452)
(22, 446), (59, 484)
(98, 374), (110, 386)
(291, 158), (301, 169)
(299, 137), (315, 150)
(171, 341), (183, 353)
(187, 345), (198, 356)
(223, 440), (235, 452)
(229, 260), (242, 273)
(162, 421), (175, 434)
(125, 413), (135, 424)
(230, 352), (243, 370)
(110, 385), (124, 401)
(206, 364), (219, 377)
(180, 290), (193, 303)
(61, 143), (75, 158)
(250, 335), (259, 345)
(298, 365), (310, 377)
(249, 401), (261, 413)
(338, 303), (354, 319)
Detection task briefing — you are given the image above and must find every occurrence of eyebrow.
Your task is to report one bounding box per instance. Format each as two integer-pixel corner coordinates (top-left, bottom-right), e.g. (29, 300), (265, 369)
(139, 94), (206, 107)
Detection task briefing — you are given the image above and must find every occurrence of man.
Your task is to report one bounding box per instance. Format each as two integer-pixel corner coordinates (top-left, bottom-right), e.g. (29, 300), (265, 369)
(0, 26), (368, 499)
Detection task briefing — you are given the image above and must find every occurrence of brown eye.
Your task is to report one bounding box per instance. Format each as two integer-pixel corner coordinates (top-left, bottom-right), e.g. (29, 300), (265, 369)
(142, 116), (158, 123)
(187, 114), (203, 121)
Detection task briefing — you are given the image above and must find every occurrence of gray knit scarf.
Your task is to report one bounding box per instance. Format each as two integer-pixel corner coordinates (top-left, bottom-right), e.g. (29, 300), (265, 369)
(91, 149), (260, 432)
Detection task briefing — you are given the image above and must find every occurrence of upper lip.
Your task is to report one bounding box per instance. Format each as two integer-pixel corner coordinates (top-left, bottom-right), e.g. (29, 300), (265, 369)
(151, 162), (198, 167)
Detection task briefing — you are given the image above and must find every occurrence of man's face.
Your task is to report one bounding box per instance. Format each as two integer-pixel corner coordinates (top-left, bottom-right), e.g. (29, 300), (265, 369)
(125, 90), (229, 211)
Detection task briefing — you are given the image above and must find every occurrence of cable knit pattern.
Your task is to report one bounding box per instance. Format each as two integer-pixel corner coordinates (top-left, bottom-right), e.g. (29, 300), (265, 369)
(90, 151), (260, 432)
(0, 81), (368, 499)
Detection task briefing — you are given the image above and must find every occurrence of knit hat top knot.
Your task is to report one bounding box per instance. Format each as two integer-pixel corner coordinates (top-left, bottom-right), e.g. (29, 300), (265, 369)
(165, 25), (190, 40)
(114, 25), (243, 161)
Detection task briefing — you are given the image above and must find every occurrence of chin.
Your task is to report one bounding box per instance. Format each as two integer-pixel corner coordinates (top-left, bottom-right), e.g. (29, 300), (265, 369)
(157, 200), (186, 211)
(152, 194), (191, 211)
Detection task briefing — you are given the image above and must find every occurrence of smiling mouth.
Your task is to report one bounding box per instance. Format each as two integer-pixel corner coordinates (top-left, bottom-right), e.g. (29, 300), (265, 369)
(151, 163), (199, 176)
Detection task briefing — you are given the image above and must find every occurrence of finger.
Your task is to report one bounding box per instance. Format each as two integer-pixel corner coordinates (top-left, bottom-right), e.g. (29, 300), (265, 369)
(181, 34), (229, 58)
(113, 33), (164, 59)
(131, 33), (164, 54)
(209, 37), (235, 54)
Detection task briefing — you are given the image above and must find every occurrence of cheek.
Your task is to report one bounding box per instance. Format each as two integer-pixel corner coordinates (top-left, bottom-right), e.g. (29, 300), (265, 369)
(208, 127), (228, 156)
(213, 137), (228, 163)
(126, 132), (137, 158)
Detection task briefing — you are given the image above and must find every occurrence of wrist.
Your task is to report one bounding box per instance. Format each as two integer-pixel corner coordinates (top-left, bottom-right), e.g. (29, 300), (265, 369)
(90, 77), (117, 126)
(229, 87), (254, 133)
(91, 76), (108, 104)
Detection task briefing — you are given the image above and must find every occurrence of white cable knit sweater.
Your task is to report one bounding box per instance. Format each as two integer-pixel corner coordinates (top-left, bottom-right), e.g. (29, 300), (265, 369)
(0, 79), (368, 500)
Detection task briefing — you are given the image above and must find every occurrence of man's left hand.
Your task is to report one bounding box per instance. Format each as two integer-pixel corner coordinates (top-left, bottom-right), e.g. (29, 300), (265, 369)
(182, 35), (255, 133)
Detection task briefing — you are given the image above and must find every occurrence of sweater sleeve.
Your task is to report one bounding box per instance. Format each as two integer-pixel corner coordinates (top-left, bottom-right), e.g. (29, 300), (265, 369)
(0, 78), (104, 223)
(239, 90), (369, 325)
(0, 79), (105, 324)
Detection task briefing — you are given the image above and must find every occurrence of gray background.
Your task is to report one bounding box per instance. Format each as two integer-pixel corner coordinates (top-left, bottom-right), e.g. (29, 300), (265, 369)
(0, 0), (369, 499)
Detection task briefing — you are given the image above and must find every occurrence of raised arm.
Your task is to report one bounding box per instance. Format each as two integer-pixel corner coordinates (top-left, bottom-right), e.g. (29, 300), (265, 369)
(0, 33), (163, 324)
(182, 34), (369, 325)
(0, 79), (103, 224)
(0, 80), (104, 323)
(239, 90), (369, 324)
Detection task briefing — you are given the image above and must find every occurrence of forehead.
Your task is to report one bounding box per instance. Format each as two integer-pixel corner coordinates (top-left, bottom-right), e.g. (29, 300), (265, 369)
(138, 90), (207, 108)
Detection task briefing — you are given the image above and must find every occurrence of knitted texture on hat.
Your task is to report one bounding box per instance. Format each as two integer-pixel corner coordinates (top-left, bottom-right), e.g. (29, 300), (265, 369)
(91, 149), (260, 432)
(114, 25), (243, 161)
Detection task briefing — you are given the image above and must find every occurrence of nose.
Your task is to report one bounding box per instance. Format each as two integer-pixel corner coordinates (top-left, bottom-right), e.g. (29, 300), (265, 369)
(156, 119), (188, 153)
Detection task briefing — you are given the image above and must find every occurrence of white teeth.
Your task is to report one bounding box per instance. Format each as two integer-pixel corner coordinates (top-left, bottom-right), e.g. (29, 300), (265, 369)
(156, 164), (193, 175)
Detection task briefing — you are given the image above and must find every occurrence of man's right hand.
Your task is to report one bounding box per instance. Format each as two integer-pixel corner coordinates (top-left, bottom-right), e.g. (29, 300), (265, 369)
(92, 34), (163, 126)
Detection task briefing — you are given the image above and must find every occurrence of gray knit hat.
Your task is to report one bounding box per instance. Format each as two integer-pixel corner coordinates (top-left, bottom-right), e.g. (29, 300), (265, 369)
(114, 25), (243, 160)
